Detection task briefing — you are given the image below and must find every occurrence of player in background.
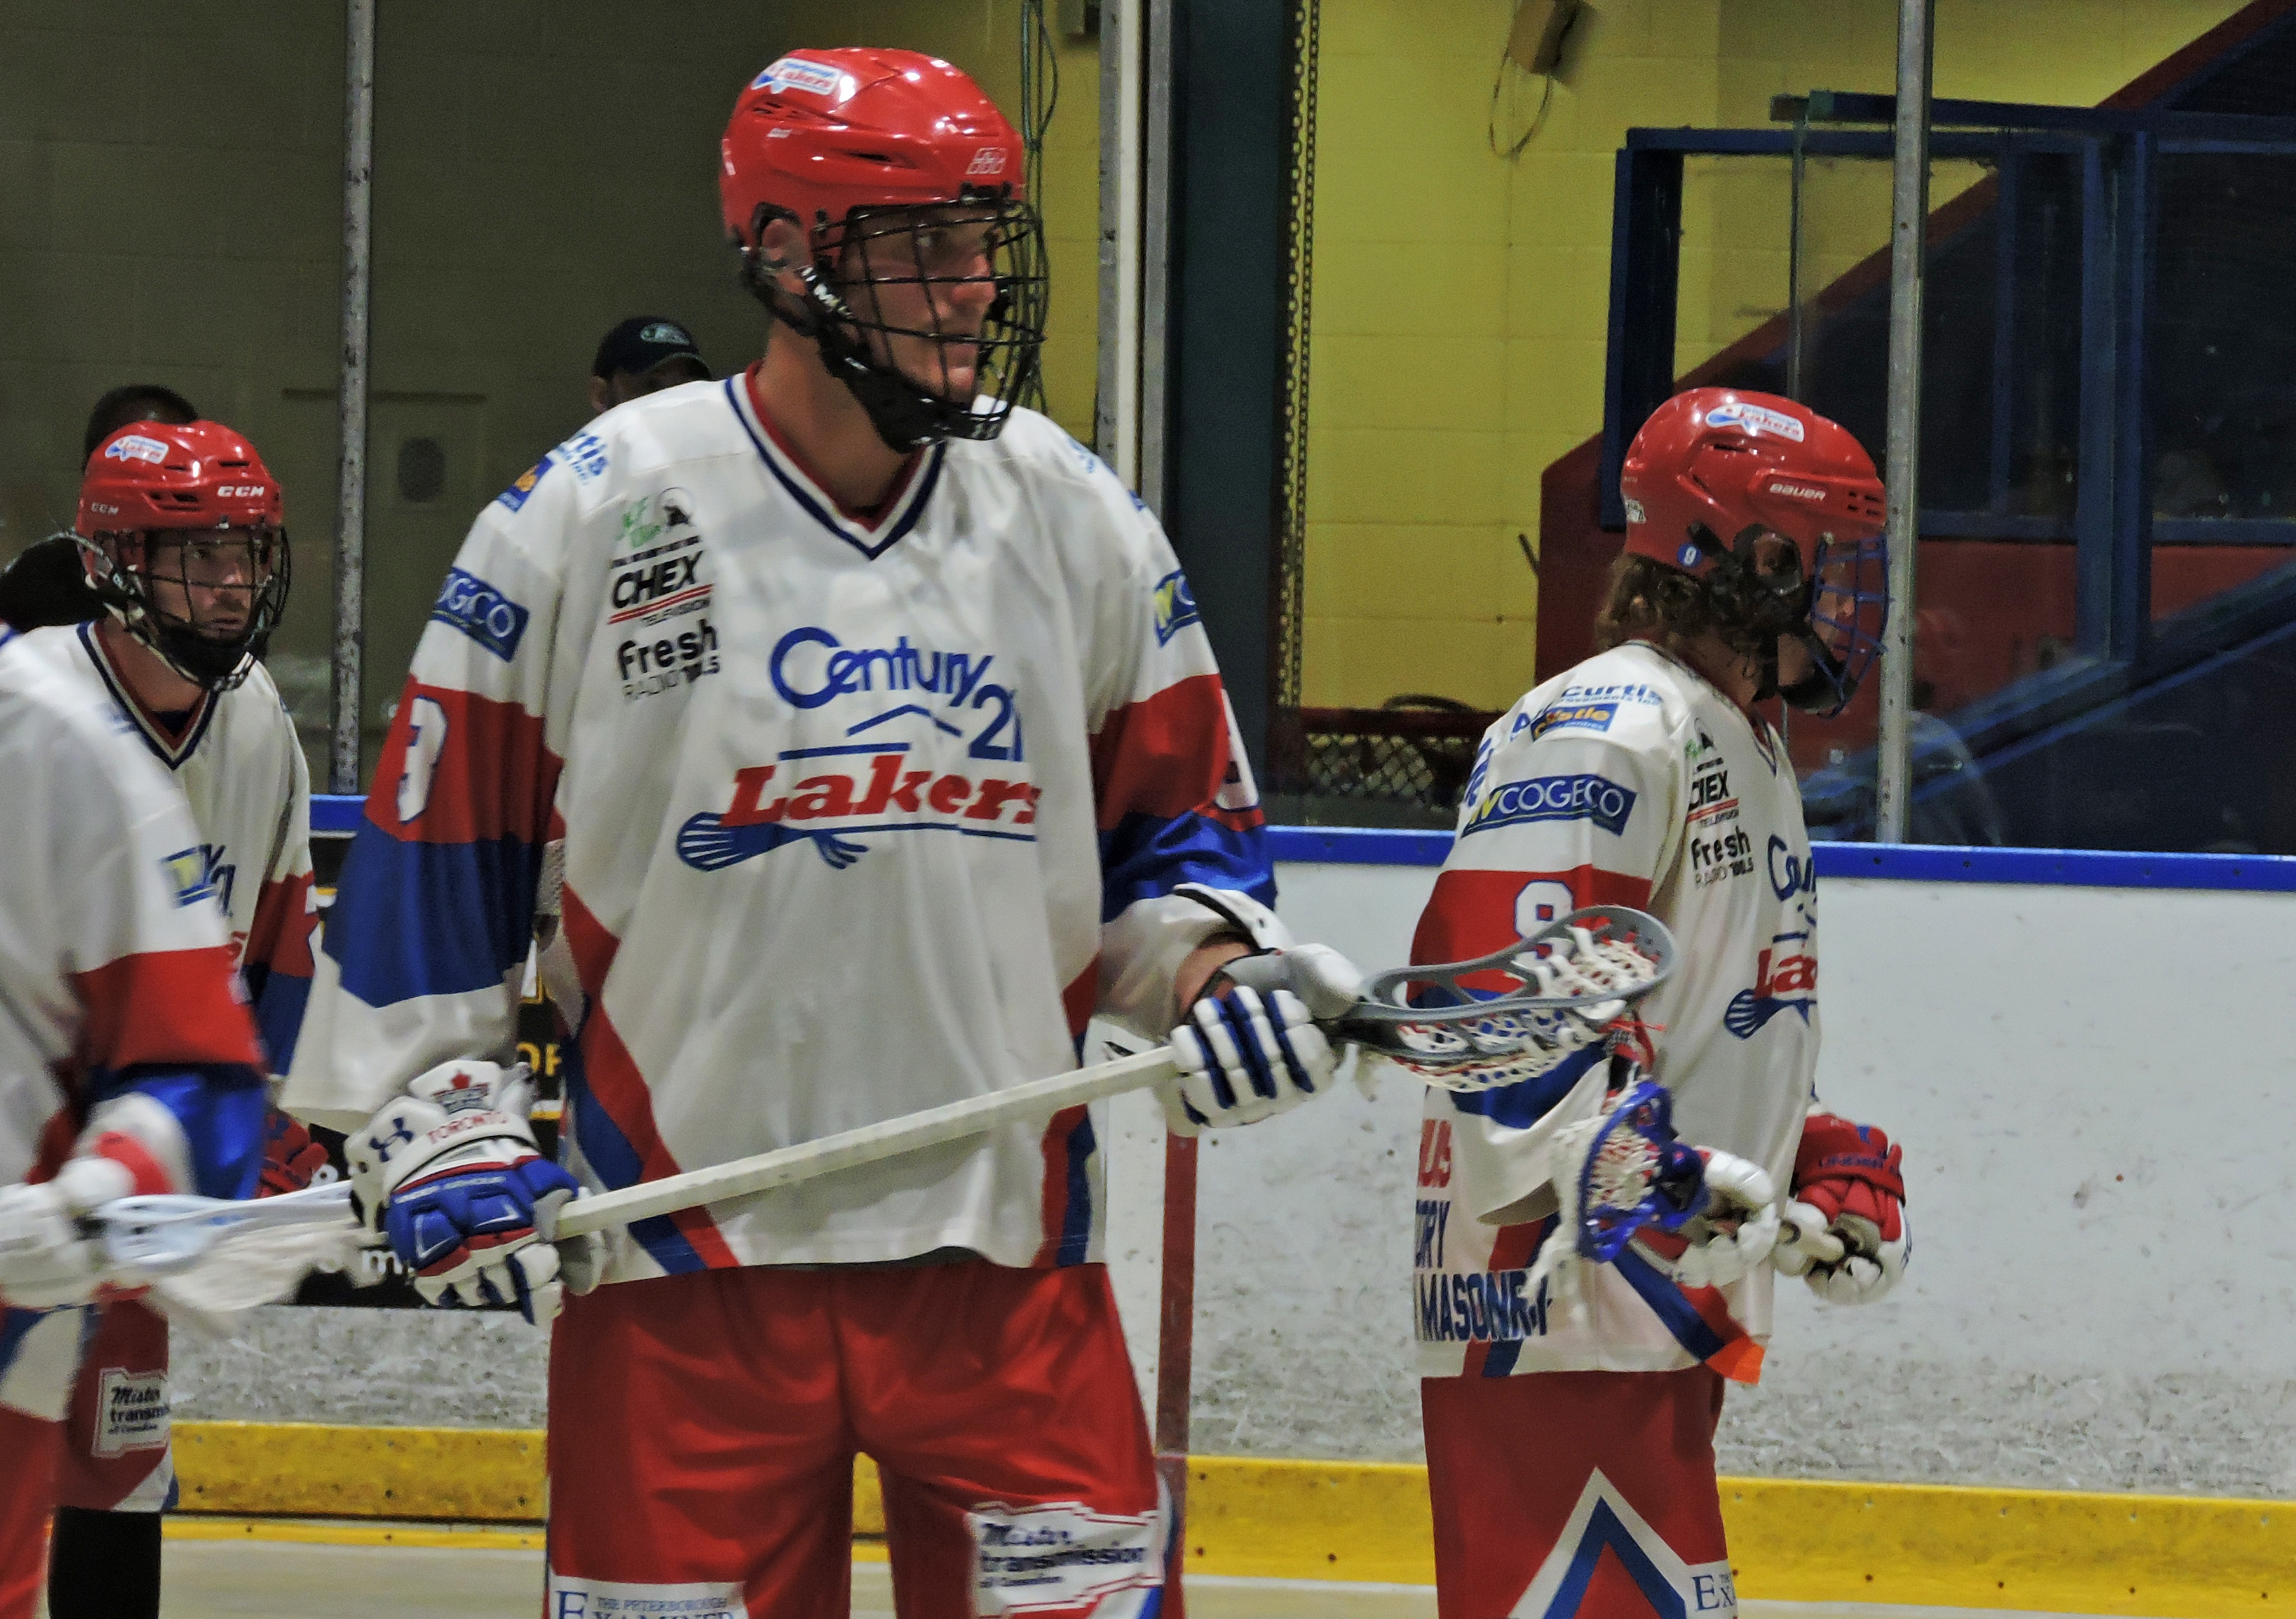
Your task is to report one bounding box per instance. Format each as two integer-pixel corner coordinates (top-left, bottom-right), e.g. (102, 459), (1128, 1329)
(588, 315), (711, 416)
(0, 623), (270, 1619)
(1409, 389), (1911, 1619)
(284, 50), (1358, 1618)
(0, 385), (199, 635)
(13, 420), (321, 1619)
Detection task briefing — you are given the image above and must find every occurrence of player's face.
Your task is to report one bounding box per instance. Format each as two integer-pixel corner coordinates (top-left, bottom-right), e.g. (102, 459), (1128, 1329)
(840, 205), (1002, 402)
(127, 528), (277, 639)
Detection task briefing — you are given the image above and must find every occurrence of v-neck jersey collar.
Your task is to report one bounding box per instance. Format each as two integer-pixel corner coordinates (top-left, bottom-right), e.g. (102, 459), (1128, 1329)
(80, 620), (215, 769)
(727, 369), (947, 562)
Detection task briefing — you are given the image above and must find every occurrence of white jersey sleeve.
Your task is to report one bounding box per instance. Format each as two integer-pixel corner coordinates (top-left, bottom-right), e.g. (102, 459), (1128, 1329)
(282, 438), (586, 1129)
(1064, 449), (1283, 1041)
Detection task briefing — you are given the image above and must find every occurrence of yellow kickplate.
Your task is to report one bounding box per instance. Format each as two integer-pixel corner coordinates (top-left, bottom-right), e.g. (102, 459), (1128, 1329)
(174, 1422), (544, 1522)
(170, 1423), (2296, 1613)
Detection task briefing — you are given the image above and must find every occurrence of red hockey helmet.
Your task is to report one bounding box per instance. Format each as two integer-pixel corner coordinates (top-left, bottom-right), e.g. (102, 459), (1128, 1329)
(720, 50), (1026, 249)
(1619, 389), (1888, 715)
(76, 420), (290, 691)
(720, 49), (1047, 452)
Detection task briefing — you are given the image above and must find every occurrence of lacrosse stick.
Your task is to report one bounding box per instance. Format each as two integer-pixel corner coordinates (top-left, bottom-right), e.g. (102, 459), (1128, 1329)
(93, 1180), (362, 1316)
(79, 907), (1677, 1277)
(551, 905), (1674, 1240)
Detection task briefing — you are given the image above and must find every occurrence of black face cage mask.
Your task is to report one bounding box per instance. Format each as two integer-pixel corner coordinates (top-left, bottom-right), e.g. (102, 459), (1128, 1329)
(1688, 525), (1849, 715)
(741, 198), (1049, 454)
(78, 527), (291, 692)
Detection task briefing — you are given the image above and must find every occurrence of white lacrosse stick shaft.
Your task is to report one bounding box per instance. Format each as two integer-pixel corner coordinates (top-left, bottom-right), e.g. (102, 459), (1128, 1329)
(552, 1047), (1179, 1239)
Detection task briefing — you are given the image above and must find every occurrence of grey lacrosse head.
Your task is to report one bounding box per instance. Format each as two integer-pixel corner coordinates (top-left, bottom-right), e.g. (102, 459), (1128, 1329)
(1337, 905), (1676, 1091)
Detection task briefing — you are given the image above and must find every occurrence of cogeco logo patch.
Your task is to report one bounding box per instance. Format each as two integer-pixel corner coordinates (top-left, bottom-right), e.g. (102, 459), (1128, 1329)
(1461, 773), (1637, 837)
(430, 567), (530, 661)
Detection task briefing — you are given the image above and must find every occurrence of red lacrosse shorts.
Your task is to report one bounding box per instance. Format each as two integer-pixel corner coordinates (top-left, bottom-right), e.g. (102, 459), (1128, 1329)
(1422, 1366), (1735, 1619)
(0, 1404), (60, 1619)
(544, 1261), (1169, 1619)
(52, 1298), (173, 1512)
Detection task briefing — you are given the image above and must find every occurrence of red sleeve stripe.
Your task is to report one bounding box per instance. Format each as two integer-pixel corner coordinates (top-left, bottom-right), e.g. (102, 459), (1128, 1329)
(86, 1131), (177, 1196)
(243, 872), (318, 980)
(364, 681), (561, 847)
(71, 946), (263, 1074)
(1410, 867), (1655, 993)
(1090, 674), (1237, 831)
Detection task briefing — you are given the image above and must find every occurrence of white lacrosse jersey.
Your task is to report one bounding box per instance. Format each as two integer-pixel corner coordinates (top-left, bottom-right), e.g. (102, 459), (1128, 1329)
(283, 371), (1274, 1285)
(9, 623), (318, 1077)
(0, 627), (268, 1195)
(1410, 640), (1817, 1383)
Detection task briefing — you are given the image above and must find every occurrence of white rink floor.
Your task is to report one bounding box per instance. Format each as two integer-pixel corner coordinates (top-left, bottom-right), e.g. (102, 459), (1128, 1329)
(26, 1537), (2130, 1619)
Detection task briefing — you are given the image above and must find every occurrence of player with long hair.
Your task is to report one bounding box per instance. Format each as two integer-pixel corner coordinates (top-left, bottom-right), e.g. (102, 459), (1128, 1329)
(1409, 389), (1911, 1618)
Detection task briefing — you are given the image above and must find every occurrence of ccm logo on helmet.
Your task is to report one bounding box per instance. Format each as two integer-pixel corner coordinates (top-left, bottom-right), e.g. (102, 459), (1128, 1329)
(215, 484), (267, 499)
(105, 435), (171, 464)
(966, 147), (1008, 177)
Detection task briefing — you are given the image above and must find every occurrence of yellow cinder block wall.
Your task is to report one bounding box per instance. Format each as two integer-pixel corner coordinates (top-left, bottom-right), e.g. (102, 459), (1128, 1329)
(1300, 0), (2251, 714)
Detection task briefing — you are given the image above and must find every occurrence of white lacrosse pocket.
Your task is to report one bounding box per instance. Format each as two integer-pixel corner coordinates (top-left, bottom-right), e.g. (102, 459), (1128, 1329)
(966, 1498), (1165, 1617)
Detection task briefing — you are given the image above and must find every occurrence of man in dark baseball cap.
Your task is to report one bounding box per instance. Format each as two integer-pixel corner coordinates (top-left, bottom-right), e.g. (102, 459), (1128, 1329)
(589, 317), (710, 415)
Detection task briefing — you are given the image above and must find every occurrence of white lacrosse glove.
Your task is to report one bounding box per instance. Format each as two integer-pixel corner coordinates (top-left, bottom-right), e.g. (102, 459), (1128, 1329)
(1165, 943), (1362, 1134)
(0, 1095), (193, 1309)
(1668, 1148), (1780, 1289)
(1775, 1198), (1910, 1304)
(1772, 1111), (1909, 1305)
(348, 1059), (585, 1325)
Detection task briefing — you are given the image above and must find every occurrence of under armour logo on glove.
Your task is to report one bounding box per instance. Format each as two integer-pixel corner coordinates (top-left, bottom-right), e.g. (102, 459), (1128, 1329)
(348, 1059), (584, 1325)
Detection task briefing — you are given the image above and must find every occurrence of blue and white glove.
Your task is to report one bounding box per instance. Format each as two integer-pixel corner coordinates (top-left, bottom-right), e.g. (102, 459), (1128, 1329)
(348, 1060), (580, 1325)
(1165, 944), (1363, 1133)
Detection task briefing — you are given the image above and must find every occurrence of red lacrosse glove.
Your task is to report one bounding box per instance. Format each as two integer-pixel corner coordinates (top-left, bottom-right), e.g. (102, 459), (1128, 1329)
(1790, 1110), (1905, 1247)
(259, 1108), (333, 1197)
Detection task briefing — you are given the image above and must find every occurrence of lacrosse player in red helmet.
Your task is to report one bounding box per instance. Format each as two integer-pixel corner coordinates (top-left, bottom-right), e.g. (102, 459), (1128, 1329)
(1406, 389), (1911, 1618)
(12, 420), (322, 1619)
(282, 49), (1361, 1617)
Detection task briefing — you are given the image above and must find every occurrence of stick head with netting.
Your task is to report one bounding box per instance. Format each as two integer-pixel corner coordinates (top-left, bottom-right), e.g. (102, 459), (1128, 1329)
(96, 1182), (360, 1317)
(1337, 905), (1675, 1092)
(1561, 1078), (1706, 1263)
